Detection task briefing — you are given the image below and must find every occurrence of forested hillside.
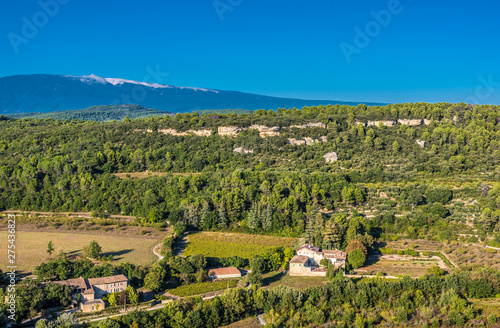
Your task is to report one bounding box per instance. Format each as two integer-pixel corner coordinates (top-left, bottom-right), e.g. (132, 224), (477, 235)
(5, 104), (169, 122)
(1, 102), (500, 244)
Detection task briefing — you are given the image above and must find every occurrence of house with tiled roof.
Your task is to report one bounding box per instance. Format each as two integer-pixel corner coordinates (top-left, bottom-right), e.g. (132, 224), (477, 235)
(290, 244), (346, 276)
(55, 274), (129, 312)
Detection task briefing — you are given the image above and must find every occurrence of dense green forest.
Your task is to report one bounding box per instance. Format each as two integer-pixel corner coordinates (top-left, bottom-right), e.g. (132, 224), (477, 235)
(5, 104), (170, 122)
(1, 102), (500, 242)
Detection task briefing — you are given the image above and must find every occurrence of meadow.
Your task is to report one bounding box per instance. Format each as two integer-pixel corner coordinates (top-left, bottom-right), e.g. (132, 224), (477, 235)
(182, 231), (298, 259)
(0, 230), (160, 275)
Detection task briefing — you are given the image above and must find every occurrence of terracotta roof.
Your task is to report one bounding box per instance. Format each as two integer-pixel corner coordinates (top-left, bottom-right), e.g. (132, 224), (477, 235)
(290, 255), (309, 264)
(54, 274), (128, 292)
(208, 267), (241, 276)
(87, 274), (129, 286)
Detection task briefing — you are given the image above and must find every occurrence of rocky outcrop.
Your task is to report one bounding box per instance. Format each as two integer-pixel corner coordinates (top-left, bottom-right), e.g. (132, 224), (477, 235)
(288, 138), (306, 145)
(233, 147), (254, 154)
(159, 128), (212, 137)
(323, 152), (338, 163)
(249, 125), (281, 137)
(398, 119), (422, 126)
(367, 120), (397, 127)
(416, 140), (425, 148)
(290, 122), (326, 129)
(218, 126), (243, 137)
(423, 119), (431, 125)
(288, 136), (327, 146)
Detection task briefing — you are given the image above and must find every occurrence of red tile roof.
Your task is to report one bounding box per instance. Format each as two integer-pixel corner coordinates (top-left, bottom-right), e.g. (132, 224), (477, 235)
(208, 267), (241, 276)
(290, 255), (309, 264)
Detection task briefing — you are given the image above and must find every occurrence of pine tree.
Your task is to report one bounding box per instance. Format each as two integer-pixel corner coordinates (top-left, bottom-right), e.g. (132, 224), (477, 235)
(322, 221), (334, 250)
(200, 201), (211, 229)
(246, 202), (260, 230)
(261, 204), (273, 230)
(47, 240), (54, 257)
(218, 203), (227, 228)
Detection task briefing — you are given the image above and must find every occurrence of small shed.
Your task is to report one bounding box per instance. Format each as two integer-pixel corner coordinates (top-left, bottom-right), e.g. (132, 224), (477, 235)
(208, 267), (242, 280)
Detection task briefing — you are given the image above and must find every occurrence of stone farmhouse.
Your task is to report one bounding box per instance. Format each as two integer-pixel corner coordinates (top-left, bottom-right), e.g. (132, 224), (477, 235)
(55, 274), (129, 312)
(290, 244), (346, 277)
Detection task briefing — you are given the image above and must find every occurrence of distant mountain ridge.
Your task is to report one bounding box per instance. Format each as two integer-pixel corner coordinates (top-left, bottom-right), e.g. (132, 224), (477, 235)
(5, 104), (170, 122)
(0, 74), (385, 114)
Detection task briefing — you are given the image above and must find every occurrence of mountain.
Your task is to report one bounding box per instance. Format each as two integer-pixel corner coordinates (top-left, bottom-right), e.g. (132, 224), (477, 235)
(0, 74), (384, 114)
(5, 104), (170, 122)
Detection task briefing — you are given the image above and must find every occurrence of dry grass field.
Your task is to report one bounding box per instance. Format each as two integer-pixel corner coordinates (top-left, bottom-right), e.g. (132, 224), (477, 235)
(0, 230), (160, 275)
(359, 256), (444, 277)
(182, 231), (298, 259)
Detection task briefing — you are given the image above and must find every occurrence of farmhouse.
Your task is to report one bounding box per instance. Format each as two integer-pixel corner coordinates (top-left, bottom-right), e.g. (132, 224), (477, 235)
(290, 244), (346, 277)
(208, 267), (242, 279)
(55, 274), (129, 312)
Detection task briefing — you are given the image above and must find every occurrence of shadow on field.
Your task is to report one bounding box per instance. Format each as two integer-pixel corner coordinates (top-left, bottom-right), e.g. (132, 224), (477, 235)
(101, 249), (133, 260)
(262, 271), (285, 287)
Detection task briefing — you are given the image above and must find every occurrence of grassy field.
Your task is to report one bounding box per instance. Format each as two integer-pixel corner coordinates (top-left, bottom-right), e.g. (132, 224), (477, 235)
(0, 231), (160, 275)
(182, 231), (298, 259)
(262, 271), (329, 289)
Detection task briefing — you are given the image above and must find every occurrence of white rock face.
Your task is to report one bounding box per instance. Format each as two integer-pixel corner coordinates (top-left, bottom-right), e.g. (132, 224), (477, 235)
(233, 147), (254, 154)
(249, 125), (281, 137)
(159, 128), (212, 136)
(288, 138), (306, 145)
(367, 120), (397, 127)
(288, 136), (327, 146)
(423, 119), (431, 125)
(323, 152), (338, 163)
(218, 126), (243, 136)
(290, 122), (326, 129)
(416, 140), (425, 148)
(398, 119), (422, 126)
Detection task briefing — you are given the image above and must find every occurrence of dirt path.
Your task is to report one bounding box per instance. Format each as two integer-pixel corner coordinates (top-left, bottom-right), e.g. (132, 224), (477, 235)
(1, 210), (136, 221)
(152, 242), (164, 261)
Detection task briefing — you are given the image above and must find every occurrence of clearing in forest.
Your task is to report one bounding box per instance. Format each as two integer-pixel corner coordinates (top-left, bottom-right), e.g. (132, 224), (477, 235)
(182, 231), (298, 259)
(0, 231), (160, 275)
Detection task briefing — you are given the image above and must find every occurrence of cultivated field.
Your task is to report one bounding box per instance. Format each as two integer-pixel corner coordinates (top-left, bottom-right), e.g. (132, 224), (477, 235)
(262, 271), (329, 289)
(0, 231), (160, 275)
(359, 255), (445, 277)
(182, 231), (298, 259)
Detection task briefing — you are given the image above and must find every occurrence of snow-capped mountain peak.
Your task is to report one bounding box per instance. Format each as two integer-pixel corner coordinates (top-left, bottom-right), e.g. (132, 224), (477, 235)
(66, 74), (218, 93)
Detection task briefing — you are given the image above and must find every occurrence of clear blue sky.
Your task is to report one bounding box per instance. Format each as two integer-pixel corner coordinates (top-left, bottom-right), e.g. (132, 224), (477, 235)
(1, 0), (500, 104)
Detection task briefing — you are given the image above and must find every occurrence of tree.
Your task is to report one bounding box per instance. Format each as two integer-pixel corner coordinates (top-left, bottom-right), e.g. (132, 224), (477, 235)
(83, 240), (102, 259)
(246, 202), (259, 230)
(248, 271), (262, 285)
(126, 286), (139, 306)
(144, 263), (167, 292)
(427, 265), (444, 276)
(46, 241), (54, 257)
(392, 141), (401, 152)
(346, 239), (368, 255)
(218, 204), (227, 228)
(250, 255), (266, 274)
(348, 249), (366, 269)
(261, 204), (273, 230)
(189, 254), (207, 271)
(108, 292), (118, 306)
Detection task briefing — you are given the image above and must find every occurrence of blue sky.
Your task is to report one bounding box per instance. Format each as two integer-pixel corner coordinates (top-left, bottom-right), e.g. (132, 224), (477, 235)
(1, 0), (500, 104)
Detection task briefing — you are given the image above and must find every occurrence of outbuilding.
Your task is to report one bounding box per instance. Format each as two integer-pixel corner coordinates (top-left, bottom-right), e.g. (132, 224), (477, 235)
(208, 267), (242, 279)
